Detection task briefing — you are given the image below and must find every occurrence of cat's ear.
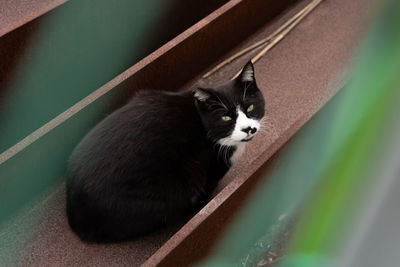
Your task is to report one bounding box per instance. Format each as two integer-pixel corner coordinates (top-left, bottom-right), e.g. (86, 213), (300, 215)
(238, 61), (255, 84)
(194, 88), (212, 102)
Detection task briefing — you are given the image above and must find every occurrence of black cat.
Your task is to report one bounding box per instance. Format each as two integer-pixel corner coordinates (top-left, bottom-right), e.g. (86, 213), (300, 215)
(66, 61), (265, 242)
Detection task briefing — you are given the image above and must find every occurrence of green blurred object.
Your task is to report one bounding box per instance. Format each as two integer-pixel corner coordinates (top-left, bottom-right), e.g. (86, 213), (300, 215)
(201, 0), (400, 266)
(0, 0), (229, 228)
(0, 0), (168, 152)
(0, 0), (171, 228)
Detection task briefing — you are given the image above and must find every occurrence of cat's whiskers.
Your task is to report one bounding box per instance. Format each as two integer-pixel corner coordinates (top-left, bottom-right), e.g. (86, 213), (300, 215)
(258, 124), (270, 134)
(215, 146), (223, 158)
(242, 82), (250, 101)
(214, 94), (228, 110)
(257, 117), (278, 137)
(224, 146), (230, 165)
(207, 130), (217, 143)
(216, 142), (224, 161)
(215, 142), (233, 166)
(219, 145), (225, 164)
(218, 144), (223, 160)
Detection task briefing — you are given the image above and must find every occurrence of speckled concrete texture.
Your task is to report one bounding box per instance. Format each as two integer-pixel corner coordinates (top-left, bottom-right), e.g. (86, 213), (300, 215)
(147, 0), (376, 265)
(0, 0), (66, 37)
(0, 1), (298, 266)
(1, 185), (183, 266)
(214, 0), (374, 190)
(0, 0), (375, 266)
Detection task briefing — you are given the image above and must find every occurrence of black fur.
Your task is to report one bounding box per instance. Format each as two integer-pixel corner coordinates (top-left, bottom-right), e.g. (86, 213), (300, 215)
(66, 61), (265, 242)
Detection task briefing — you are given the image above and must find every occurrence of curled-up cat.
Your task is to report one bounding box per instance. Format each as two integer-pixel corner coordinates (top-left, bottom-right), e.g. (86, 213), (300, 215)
(66, 61), (265, 242)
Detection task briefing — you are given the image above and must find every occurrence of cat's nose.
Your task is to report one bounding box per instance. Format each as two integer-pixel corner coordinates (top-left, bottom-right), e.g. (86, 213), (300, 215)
(242, 127), (257, 134)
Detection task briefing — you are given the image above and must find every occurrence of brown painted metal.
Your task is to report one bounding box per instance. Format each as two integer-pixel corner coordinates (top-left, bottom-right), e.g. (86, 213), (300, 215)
(0, 0), (66, 102)
(0, 0), (66, 38)
(112, 0), (297, 106)
(0, 0), (230, 110)
(1, 1), (300, 266)
(144, 0), (374, 265)
(0, 0), (375, 265)
(145, 123), (305, 267)
(1, 0), (374, 264)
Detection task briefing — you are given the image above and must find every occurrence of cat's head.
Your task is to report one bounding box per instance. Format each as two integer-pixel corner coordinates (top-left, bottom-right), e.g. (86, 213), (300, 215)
(194, 61), (265, 146)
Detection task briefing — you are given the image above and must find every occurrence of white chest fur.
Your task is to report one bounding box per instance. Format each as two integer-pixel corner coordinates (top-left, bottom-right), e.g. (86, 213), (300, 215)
(230, 143), (246, 164)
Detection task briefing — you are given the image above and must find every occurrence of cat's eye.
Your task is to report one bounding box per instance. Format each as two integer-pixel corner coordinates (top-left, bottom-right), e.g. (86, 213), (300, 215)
(247, 104), (255, 112)
(221, 116), (232, 121)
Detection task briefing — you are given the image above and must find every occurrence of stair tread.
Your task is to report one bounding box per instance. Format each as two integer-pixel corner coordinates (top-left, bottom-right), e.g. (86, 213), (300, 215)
(0, 0), (373, 265)
(0, 0), (65, 37)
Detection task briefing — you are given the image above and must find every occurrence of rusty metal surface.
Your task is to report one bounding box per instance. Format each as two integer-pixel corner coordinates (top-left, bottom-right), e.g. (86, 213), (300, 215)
(0, 1), (298, 266)
(111, 0), (298, 105)
(1, 0), (375, 264)
(0, 0), (66, 37)
(0, 0), (374, 265)
(145, 0), (374, 265)
(0, 0), (230, 152)
(0, 1), (65, 96)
